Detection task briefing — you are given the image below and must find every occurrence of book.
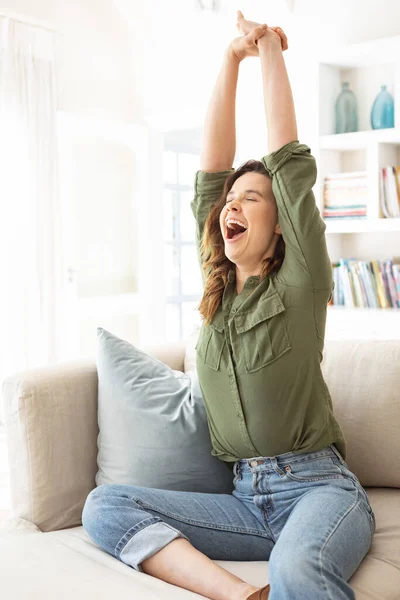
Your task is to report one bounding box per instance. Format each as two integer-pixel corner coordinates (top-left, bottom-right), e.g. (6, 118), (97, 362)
(331, 257), (399, 309)
(379, 167), (391, 218)
(323, 171), (368, 219)
(371, 260), (390, 308)
(380, 166), (400, 218)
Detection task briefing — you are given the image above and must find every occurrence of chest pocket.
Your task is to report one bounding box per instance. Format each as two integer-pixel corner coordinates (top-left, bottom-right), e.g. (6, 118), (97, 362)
(234, 291), (291, 373)
(195, 310), (226, 371)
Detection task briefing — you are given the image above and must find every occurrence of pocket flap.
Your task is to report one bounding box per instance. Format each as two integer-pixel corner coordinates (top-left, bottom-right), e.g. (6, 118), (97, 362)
(234, 292), (285, 333)
(209, 308), (225, 332)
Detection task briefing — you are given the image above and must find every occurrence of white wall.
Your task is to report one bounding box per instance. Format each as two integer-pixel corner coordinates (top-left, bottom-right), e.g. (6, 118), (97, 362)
(0, 0), (137, 121)
(292, 0), (400, 46)
(113, 0), (400, 152)
(2, 0), (398, 346)
(2, 0), (400, 133)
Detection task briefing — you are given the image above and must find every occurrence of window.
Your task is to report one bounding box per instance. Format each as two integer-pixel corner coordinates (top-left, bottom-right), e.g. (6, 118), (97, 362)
(162, 148), (203, 341)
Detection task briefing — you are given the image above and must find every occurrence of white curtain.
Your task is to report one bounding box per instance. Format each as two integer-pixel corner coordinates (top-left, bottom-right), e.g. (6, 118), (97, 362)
(0, 17), (61, 422)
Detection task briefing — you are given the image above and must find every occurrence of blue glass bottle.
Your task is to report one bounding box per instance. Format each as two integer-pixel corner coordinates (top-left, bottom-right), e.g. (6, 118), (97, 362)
(335, 82), (358, 134)
(371, 85), (394, 129)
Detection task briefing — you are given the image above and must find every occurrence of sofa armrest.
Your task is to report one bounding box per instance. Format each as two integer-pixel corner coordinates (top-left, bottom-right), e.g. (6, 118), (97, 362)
(1, 340), (188, 533)
(2, 360), (99, 532)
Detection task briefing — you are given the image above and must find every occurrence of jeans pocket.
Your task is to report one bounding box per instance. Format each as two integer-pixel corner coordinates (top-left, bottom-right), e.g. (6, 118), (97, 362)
(283, 456), (345, 483)
(339, 467), (376, 531)
(357, 484), (376, 535)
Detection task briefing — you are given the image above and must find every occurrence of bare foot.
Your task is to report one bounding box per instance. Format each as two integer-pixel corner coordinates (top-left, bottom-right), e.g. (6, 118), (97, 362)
(236, 583), (260, 600)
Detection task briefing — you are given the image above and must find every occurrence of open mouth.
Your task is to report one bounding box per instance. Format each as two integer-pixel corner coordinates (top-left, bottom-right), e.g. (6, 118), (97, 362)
(226, 222), (248, 241)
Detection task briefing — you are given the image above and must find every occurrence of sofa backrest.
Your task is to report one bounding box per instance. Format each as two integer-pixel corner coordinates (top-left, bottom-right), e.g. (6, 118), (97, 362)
(186, 333), (400, 489)
(2, 336), (399, 532)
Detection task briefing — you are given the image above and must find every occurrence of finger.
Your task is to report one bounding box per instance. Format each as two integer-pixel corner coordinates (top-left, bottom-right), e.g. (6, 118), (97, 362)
(270, 26), (286, 38)
(250, 23), (268, 41)
(270, 26), (288, 50)
(276, 26), (288, 50)
(276, 26), (288, 42)
(275, 27), (288, 46)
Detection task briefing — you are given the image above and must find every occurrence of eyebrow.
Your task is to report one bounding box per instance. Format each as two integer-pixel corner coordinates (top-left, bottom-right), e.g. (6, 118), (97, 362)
(226, 189), (264, 198)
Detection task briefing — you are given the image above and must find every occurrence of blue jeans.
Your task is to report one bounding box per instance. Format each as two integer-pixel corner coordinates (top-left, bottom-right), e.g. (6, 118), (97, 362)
(82, 444), (375, 599)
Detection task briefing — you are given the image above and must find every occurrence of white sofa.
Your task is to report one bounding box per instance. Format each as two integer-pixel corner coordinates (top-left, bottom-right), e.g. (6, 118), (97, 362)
(1, 334), (400, 599)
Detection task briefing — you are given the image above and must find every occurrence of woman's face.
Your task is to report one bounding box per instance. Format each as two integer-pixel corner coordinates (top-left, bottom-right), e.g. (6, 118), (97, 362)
(219, 171), (281, 270)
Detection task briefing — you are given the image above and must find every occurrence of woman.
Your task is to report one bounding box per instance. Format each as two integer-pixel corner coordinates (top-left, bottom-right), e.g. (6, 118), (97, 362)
(82, 11), (375, 600)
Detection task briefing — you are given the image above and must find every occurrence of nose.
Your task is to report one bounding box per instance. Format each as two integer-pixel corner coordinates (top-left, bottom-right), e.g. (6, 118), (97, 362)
(228, 206), (242, 216)
(228, 201), (241, 212)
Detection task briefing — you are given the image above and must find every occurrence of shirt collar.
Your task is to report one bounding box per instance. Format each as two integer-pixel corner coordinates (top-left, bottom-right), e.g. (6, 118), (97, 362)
(227, 269), (261, 286)
(228, 269), (235, 283)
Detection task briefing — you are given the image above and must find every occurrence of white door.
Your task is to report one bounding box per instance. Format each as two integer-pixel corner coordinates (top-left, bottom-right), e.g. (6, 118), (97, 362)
(56, 112), (153, 361)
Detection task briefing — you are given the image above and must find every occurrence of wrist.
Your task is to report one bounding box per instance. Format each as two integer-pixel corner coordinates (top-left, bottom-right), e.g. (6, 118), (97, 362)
(258, 35), (281, 52)
(227, 42), (243, 64)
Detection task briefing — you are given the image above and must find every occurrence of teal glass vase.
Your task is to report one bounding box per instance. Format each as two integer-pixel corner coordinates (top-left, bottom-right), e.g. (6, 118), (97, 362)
(335, 82), (358, 133)
(371, 85), (394, 129)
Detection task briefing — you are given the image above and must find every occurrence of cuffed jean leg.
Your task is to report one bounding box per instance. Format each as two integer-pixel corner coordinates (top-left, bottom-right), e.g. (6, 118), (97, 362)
(82, 482), (274, 574)
(118, 521), (189, 572)
(82, 484), (189, 573)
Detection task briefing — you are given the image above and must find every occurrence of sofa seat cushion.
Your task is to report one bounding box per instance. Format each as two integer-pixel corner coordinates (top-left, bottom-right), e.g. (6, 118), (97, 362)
(0, 489), (399, 599)
(0, 526), (207, 599)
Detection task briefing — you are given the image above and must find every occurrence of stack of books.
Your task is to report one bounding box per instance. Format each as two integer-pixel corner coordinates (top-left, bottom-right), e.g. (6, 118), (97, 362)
(330, 257), (400, 308)
(379, 166), (400, 218)
(323, 171), (368, 219)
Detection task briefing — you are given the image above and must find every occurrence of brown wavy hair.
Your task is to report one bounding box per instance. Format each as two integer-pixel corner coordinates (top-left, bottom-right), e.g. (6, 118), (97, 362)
(197, 160), (285, 326)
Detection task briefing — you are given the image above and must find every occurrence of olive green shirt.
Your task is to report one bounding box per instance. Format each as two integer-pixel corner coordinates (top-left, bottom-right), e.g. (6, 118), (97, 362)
(190, 140), (346, 468)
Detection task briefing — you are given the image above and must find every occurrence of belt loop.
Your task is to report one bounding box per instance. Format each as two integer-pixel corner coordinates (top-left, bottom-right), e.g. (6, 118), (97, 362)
(330, 444), (345, 464)
(271, 456), (286, 476)
(233, 462), (242, 480)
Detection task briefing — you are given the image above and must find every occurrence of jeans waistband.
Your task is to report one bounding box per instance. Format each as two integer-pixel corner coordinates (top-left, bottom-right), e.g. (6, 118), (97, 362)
(233, 445), (345, 476)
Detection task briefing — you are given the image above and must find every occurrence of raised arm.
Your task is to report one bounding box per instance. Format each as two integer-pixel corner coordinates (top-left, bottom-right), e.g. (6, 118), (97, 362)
(199, 46), (239, 172)
(200, 24), (268, 172)
(256, 26), (334, 300)
(258, 29), (298, 152)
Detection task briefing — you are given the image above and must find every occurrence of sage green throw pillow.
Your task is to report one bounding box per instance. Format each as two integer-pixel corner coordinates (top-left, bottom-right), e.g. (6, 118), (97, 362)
(95, 327), (234, 493)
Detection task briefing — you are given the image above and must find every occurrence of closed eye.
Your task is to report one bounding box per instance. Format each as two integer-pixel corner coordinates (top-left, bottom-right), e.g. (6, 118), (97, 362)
(226, 198), (256, 203)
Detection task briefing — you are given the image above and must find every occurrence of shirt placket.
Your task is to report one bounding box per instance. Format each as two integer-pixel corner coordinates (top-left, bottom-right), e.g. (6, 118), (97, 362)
(222, 278), (260, 456)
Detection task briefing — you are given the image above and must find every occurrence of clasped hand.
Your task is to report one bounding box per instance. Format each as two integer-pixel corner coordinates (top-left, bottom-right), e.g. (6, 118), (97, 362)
(231, 10), (288, 62)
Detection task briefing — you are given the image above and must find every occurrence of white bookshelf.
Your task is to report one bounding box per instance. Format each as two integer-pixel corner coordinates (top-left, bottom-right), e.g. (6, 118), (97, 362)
(309, 35), (400, 327)
(316, 35), (400, 229)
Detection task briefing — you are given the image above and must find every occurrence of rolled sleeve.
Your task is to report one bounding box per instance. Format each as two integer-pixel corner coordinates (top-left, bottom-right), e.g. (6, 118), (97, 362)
(190, 168), (234, 286)
(191, 169), (234, 223)
(260, 141), (333, 293)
